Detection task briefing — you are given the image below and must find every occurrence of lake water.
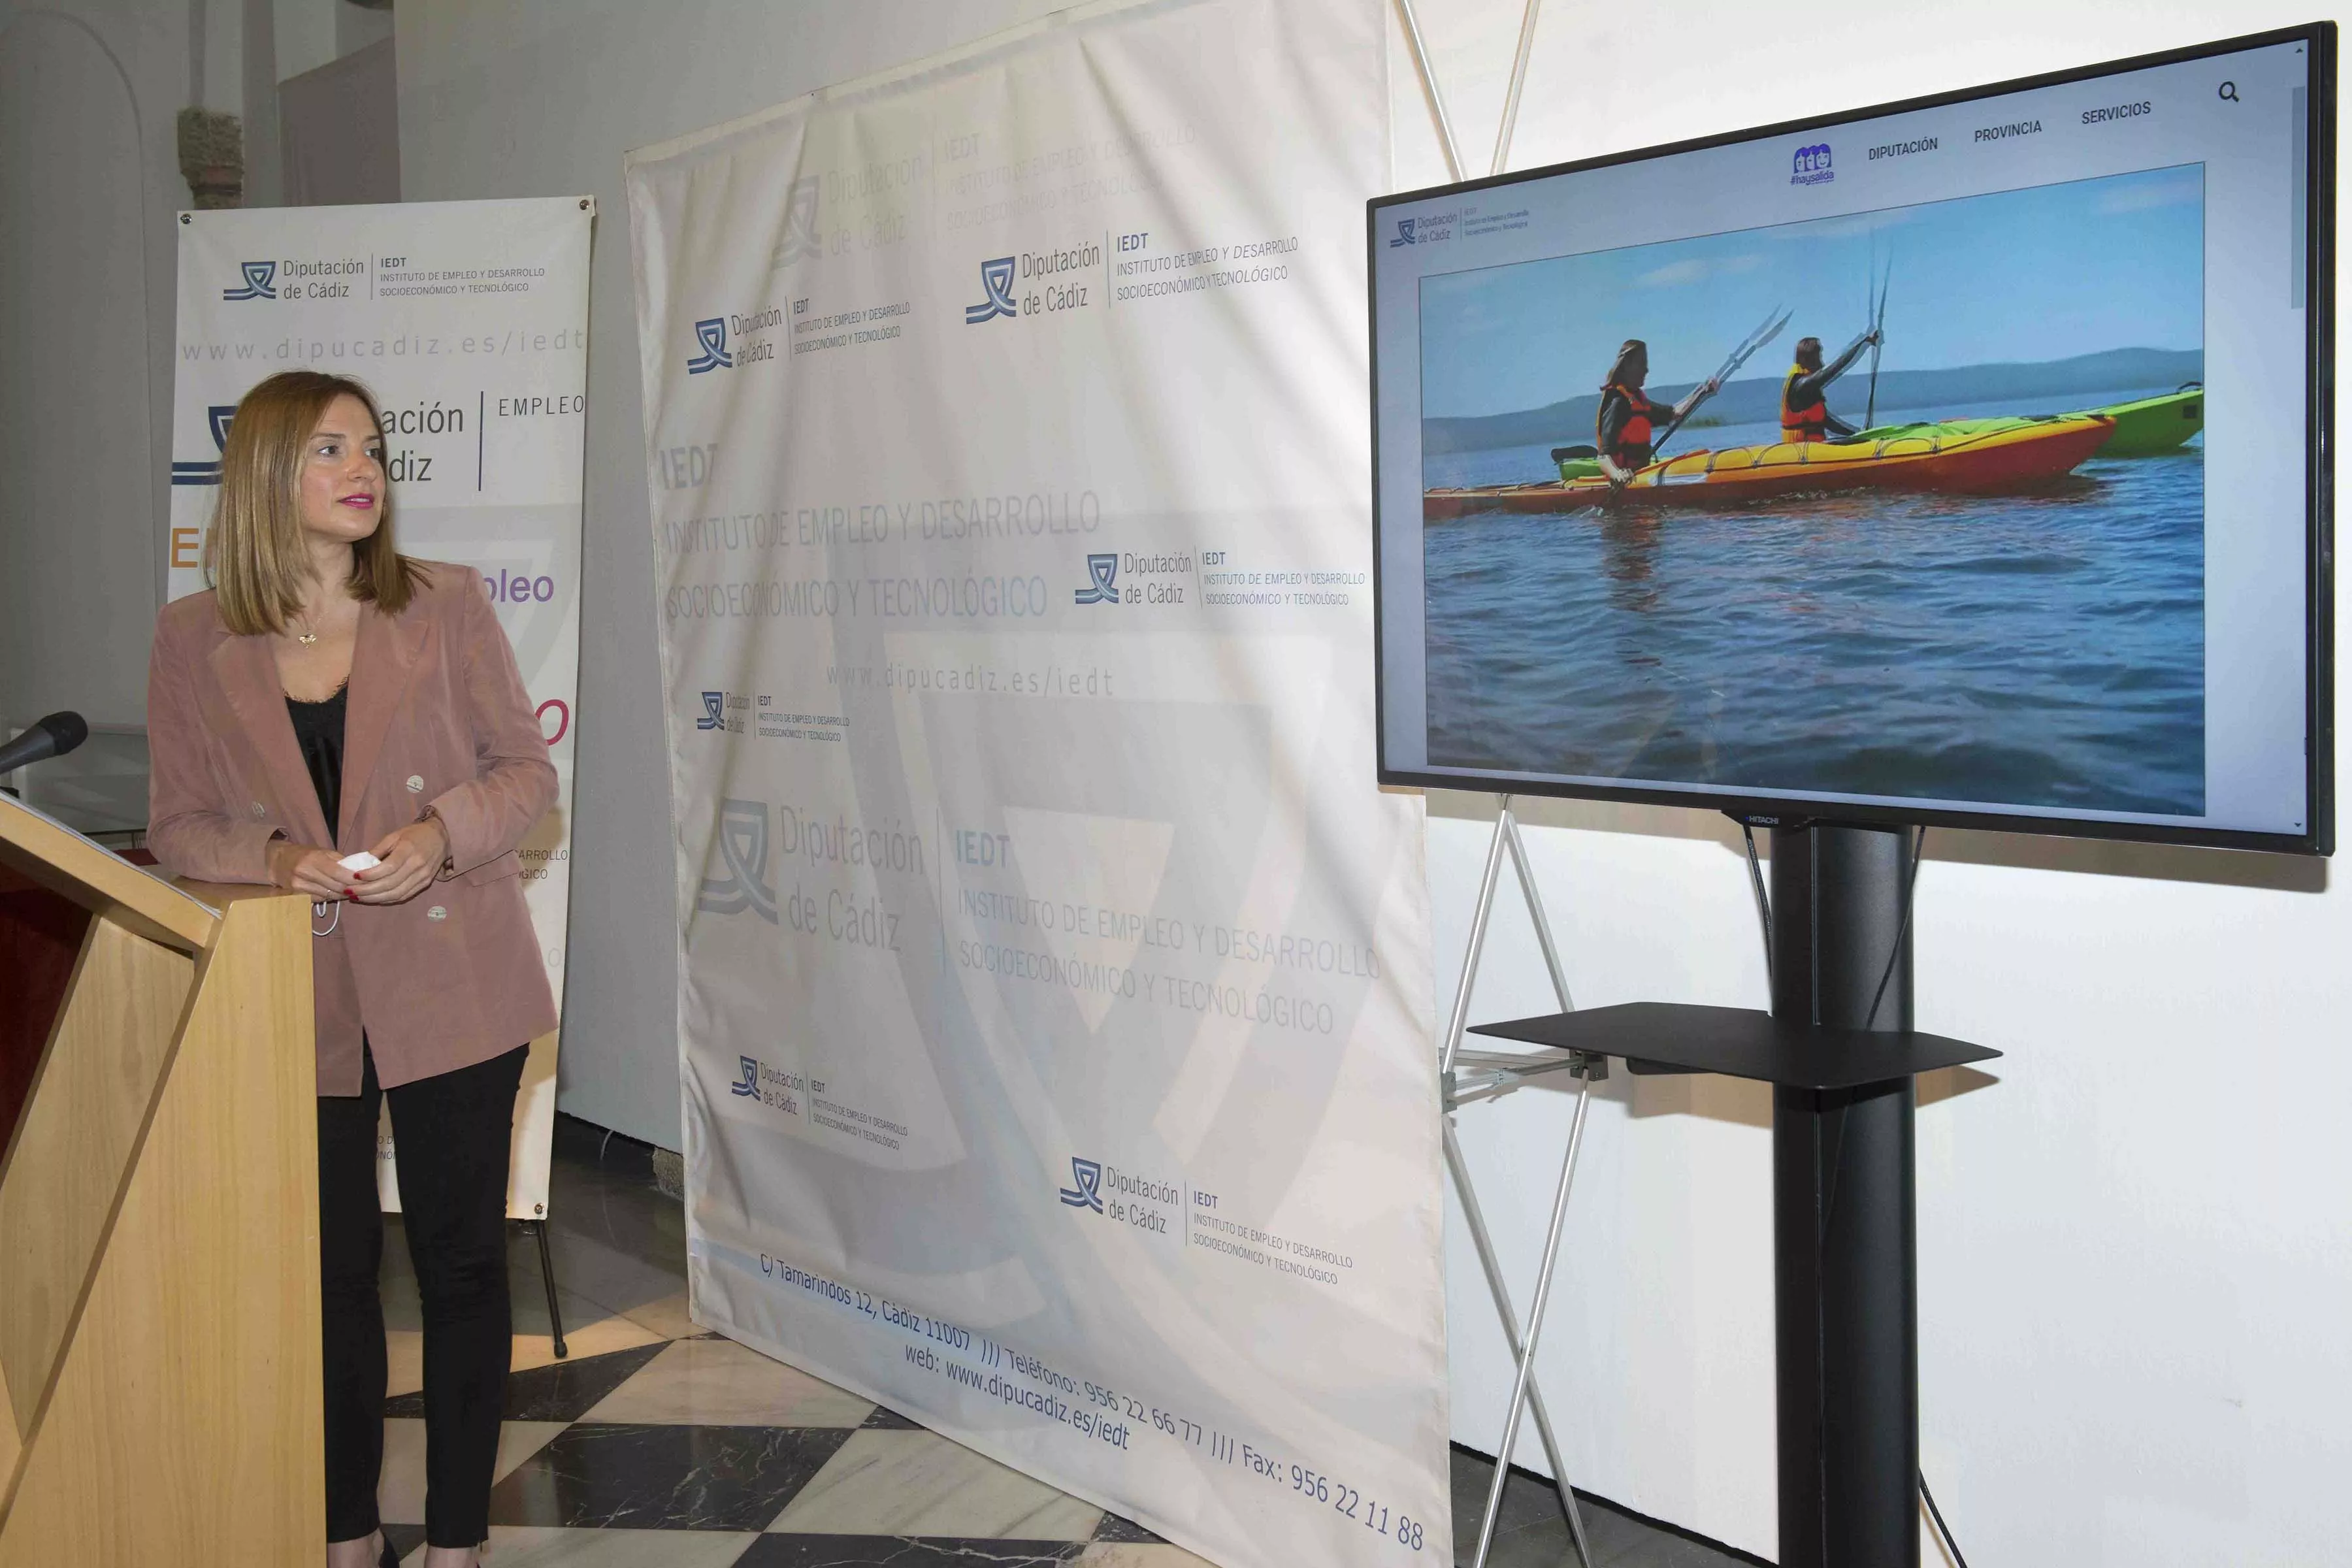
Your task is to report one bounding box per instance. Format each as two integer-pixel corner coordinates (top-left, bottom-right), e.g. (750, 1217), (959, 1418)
(1418, 391), (2206, 815)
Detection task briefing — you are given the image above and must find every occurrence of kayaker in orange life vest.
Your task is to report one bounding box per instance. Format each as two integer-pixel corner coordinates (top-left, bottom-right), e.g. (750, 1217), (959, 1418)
(1780, 327), (1884, 442)
(1595, 340), (1720, 487)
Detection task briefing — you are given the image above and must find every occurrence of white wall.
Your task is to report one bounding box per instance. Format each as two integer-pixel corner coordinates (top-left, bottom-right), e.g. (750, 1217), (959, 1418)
(395, 1), (2352, 1561)
(0, 0), (189, 731)
(0, 0), (410, 735)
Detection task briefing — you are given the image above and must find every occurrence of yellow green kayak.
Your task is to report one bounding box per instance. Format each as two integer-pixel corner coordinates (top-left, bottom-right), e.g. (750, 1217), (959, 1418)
(1848, 386), (2202, 457)
(2083, 385), (2202, 455)
(1427, 414), (2115, 517)
(1531, 387), (2202, 493)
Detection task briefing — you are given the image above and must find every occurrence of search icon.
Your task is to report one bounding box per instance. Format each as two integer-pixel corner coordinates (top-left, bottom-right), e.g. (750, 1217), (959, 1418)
(2219, 80), (2240, 102)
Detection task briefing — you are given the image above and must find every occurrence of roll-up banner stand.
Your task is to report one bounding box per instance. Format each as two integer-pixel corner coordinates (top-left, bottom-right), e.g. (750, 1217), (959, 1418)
(168, 197), (593, 1220)
(625, 2), (1445, 1563)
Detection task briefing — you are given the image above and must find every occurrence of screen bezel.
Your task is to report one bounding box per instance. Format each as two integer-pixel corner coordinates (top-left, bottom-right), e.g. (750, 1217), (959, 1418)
(1369, 23), (2336, 856)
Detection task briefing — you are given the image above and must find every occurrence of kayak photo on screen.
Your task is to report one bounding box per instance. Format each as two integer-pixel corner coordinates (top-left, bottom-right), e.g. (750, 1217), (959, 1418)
(1418, 164), (2207, 816)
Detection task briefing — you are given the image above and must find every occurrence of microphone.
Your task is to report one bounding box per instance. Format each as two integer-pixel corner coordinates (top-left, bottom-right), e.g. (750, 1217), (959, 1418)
(0, 711), (90, 774)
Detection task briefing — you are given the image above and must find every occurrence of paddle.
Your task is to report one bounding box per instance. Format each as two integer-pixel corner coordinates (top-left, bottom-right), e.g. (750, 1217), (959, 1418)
(1647, 306), (1792, 465)
(1863, 259), (1891, 430)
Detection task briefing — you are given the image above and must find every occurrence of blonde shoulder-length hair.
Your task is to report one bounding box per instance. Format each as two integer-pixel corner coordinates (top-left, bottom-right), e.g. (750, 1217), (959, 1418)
(204, 370), (423, 636)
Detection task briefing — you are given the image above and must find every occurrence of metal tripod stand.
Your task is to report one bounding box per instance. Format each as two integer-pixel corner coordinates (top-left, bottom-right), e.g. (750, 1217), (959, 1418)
(1443, 796), (1605, 1568)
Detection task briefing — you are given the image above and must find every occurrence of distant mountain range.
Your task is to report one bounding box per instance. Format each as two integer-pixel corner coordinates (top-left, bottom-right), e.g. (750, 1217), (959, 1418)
(1420, 348), (2205, 455)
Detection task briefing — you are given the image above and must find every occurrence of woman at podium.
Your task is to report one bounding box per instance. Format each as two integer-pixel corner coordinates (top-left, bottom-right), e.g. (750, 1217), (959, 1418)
(146, 370), (557, 1568)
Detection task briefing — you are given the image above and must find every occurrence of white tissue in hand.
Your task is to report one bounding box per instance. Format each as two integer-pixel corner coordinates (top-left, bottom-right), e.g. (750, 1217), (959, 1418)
(338, 851), (381, 872)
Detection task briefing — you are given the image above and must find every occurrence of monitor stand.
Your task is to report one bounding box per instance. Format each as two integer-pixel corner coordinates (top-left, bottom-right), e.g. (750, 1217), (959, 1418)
(1769, 821), (1922, 1568)
(1469, 821), (1988, 1568)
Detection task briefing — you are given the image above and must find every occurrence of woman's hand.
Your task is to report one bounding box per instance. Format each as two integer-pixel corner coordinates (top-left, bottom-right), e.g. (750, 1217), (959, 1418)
(270, 840), (355, 902)
(351, 818), (451, 905)
(1673, 378), (1722, 419)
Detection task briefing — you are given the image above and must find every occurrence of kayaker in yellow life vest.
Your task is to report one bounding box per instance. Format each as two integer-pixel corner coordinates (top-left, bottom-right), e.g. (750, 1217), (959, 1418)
(1595, 340), (1719, 487)
(1780, 328), (1884, 442)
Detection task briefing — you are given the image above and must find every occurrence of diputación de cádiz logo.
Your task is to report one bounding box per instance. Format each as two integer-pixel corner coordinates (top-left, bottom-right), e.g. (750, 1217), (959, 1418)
(1389, 217), (1417, 248)
(696, 798), (777, 923)
(686, 317), (734, 374)
(964, 256), (1018, 323)
(698, 691), (725, 730)
(1058, 1156), (1105, 1213)
(222, 260), (277, 301)
(776, 178), (823, 265)
(1073, 553), (1120, 606)
(171, 404), (238, 487)
(731, 1056), (760, 1097)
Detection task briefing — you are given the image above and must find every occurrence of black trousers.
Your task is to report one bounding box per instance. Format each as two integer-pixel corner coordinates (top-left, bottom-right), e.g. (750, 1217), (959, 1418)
(316, 1041), (527, 1546)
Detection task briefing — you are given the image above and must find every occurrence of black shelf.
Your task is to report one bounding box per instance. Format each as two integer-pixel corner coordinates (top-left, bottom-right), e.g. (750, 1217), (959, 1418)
(1469, 1001), (1999, 1091)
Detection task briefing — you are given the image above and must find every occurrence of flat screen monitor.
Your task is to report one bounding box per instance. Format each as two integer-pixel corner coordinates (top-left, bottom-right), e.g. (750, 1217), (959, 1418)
(1371, 25), (2334, 853)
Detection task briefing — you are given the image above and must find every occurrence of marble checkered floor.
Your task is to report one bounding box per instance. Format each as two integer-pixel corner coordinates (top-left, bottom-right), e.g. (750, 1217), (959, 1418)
(372, 1119), (1747, 1567)
(374, 1121), (1210, 1567)
(378, 1330), (1198, 1565)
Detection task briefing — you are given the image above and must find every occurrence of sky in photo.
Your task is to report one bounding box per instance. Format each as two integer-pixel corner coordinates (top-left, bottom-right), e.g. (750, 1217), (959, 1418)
(1418, 165), (2204, 419)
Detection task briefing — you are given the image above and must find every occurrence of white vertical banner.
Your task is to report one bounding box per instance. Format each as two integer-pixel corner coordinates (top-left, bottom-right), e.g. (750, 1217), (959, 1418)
(626, 3), (1443, 1565)
(168, 198), (591, 1220)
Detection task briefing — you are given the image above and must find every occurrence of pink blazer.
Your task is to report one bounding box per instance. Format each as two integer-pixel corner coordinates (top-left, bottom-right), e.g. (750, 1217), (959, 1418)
(146, 561), (559, 1094)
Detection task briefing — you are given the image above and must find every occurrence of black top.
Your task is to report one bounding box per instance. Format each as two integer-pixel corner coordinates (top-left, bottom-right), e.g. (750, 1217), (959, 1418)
(1469, 1002), (1999, 1090)
(1782, 336), (1874, 438)
(285, 684), (348, 845)
(1595, 386), (1676, 462)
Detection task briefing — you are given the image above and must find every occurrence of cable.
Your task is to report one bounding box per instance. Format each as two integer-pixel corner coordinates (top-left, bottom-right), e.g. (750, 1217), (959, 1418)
(1863, 826), (1927, 1030)
(1861, 832), (1968, 1568)
(1921, 1468), (1970, 1568)
(1740, 822), (1772, 985)
(1826, 825), (1927, 1236)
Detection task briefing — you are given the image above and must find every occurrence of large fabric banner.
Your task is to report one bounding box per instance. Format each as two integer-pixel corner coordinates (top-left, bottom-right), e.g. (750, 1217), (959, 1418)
(169, 198), (591, 1220)
(626, 3), (1441, 1563)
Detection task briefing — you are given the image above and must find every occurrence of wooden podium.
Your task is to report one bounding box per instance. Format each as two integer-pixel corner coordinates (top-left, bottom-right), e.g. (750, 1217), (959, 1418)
(0, 794), (323, 1562)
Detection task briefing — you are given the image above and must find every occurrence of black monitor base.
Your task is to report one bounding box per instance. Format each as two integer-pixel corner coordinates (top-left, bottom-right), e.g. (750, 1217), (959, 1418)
(1469, 823), (1995, 1568)
(1770, 822), (1923, 1568)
